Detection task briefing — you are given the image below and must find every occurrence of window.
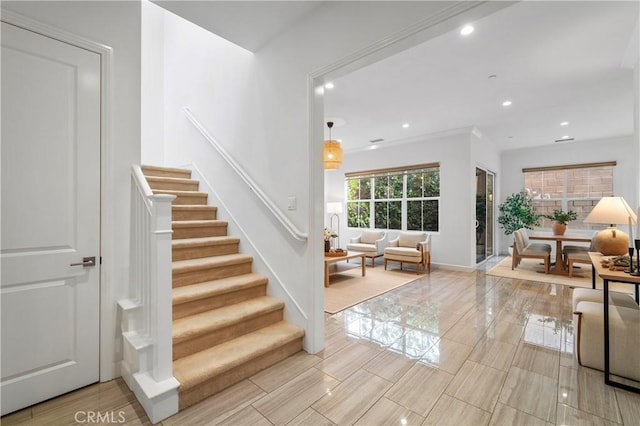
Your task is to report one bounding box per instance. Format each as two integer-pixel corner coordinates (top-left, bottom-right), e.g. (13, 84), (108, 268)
(406, 168), (440, 232)
(346, 177), (370, 228)
(523, 162), (615, 230)
(346, 163), (440, 232)
(374, 174), (402, 229)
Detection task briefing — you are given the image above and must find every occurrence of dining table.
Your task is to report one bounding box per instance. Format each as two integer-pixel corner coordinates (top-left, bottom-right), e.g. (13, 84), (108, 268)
(529, 234), (592, 275)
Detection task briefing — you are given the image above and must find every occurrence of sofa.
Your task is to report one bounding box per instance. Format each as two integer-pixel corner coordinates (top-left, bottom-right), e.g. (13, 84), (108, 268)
(383, 231), (430, 274)
(346, 230), (387, 267)
(572, 288), (640, 382)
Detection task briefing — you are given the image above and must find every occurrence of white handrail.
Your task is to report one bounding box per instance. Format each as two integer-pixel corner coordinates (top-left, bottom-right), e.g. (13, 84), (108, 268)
(132, 165), (154, 208)
(183, 107), (308, 242)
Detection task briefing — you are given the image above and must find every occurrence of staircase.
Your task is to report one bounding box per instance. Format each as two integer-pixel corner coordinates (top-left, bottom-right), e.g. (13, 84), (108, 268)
(141, 165), (305, 410)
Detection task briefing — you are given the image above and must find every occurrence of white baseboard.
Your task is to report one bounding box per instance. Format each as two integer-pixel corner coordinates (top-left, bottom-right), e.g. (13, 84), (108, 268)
(126, 370), (179, 424)
(431, 262), (477, 273)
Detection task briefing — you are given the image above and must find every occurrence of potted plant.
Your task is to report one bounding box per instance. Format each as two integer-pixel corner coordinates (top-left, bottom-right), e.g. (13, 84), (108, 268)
(544, 209), (577, 236)
(498, 191), (541, 255)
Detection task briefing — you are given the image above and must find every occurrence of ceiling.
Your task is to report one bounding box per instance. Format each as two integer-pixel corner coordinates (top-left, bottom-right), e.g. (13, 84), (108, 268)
(154, 1), (324, 51)
(324, 1), (639, 153)
(155, 1), (638, 153)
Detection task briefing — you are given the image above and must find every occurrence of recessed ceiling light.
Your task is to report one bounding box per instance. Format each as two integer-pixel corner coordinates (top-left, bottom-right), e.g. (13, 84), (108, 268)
(402, 123), (410, 128)
(460, 25), (474, 36)
(502, 100), (512, 107)
(560, 121), (569, 126)
(369, 146), (378, 150)
(324, 82), (334, 89)
(561, 135), (570, 139)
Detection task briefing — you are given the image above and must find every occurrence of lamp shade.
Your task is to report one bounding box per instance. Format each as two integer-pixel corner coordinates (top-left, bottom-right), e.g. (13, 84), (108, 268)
(324, 140), (343, 170)
(584, 196), (636, 255)
(583, 196), (637, 225)
(327, 202), (343, 214)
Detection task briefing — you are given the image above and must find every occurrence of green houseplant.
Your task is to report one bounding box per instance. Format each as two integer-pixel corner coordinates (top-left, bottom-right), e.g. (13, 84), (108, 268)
(497, 191), (541, 236)
(544, 209), (577, 235)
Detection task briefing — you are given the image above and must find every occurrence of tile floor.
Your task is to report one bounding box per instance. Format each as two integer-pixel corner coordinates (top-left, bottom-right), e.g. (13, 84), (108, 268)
(3, 257), (640, 425)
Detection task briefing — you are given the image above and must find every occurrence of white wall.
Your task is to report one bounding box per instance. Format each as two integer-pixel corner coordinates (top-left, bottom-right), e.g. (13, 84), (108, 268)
(499, 135), (637, 254)
(149, 1), (501, 352)
(1, 1), (141, 379)
(141, 0), (165, 166)
(327, 132), (477, 270)
(634, 61), (640, 226)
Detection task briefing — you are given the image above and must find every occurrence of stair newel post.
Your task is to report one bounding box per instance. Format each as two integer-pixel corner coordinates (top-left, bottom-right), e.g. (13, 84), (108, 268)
(149, 194), (175, 381)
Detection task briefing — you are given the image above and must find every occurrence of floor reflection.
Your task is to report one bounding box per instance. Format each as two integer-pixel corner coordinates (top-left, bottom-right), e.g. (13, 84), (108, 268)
(523, 314), (574, 353)
(342, 293), (442, 358)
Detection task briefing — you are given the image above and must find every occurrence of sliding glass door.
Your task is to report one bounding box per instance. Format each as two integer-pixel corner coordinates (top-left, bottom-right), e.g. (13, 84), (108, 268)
(476, 167), (495, 263)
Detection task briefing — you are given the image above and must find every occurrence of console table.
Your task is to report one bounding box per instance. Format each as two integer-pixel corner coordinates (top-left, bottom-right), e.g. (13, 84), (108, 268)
(588, 252), (640, 393)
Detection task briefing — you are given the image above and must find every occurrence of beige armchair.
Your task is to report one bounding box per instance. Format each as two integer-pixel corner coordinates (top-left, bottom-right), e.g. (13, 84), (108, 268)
(346, 230), (387, 267)
(573, 289), (640, 382)
(383, 232), (430, 274)
(512, 228), (551, 273)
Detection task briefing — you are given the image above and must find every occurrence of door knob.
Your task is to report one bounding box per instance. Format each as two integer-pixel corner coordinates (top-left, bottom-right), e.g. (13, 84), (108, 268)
(70, 256), (96, 267)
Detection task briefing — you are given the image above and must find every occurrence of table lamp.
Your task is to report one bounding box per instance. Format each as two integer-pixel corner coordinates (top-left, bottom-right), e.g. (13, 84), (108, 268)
(327, 202), (343, 249)
(583, 196), (637, 255)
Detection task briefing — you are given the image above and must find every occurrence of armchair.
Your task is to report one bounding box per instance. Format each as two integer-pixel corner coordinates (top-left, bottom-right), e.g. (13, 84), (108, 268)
(346, 230), (387, 267)
(383, 232), (431, 274)
(511, 228), (551, 273)
(562, 235), (596, 277)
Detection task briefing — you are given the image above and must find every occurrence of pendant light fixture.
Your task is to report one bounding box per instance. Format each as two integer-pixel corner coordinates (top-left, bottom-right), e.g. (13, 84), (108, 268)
(324, 121), (343, 170)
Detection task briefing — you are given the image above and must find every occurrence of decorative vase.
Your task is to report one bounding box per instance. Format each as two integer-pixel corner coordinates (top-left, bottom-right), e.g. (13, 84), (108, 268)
(324, 240), (330, 252)
(552, 222), (566, 236)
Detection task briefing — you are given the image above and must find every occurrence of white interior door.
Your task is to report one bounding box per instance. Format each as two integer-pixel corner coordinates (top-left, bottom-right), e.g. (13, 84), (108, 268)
(1, 21), (101, 415)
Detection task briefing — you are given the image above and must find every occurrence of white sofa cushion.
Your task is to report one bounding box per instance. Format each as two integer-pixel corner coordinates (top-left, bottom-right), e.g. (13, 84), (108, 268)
(398, 232), (426, 248)
(361, 230), (384, 244)
(347, 243), (377, 254)
(385, 246), (421, 259)
(572, 288), (638, 311)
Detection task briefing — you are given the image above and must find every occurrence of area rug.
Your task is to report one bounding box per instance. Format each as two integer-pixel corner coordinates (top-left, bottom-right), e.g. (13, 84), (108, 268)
(324, 265), (423, 314)
(486, 256), (597, 288)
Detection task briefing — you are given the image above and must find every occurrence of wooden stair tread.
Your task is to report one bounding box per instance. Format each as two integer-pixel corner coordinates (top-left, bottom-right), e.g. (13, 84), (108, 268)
(173, 321), (304, 390)
(146, 176), (198, 184)
(153, 189), (208, 197)
(172, 236), (239, 248)
(172, 220), (227, 228)
(142, 165), (191, 178)
(173, 254), (252, 271)
(172, 205), (217, 211)
(172, 273), (267, 306)
(172, 296), (283, 343)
